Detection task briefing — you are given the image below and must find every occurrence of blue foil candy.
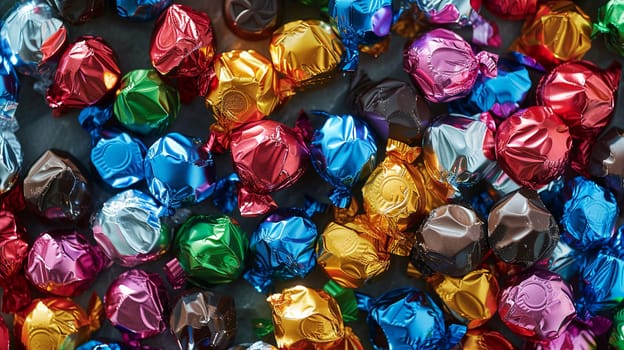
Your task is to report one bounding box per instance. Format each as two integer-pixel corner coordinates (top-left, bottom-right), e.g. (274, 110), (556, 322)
(356, 288), (467, 350)
(561, 177), (618, 251)
(243, 207), (322, 293)
(449, 58), (531, 118)
(77, 340), (122, 350)
(91, 133), (146, 188)
(0, 53), (18, 132)
(546, 240), (583, 282)
(310, 112), (377, 208)
(115, 0), (173, 20)
(578, 251), (624, 316)
(144, 132), (216, 208)
(78, 104), (114, 146)
(329, 0), (393, 71)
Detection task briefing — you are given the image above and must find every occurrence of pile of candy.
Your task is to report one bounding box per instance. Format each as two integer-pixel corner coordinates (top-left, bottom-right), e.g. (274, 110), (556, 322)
(2, 0), (624, 348)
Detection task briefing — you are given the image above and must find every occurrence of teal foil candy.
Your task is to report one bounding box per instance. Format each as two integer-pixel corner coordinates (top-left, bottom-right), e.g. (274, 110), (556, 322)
(578, 251), (624, 316)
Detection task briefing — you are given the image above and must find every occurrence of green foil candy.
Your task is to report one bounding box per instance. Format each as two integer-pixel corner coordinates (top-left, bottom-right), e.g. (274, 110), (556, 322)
(611, 307), (624, 349)
(168, 215), (248, 287)
(114, 69), (180, 135)
(594, 0), (624, 56)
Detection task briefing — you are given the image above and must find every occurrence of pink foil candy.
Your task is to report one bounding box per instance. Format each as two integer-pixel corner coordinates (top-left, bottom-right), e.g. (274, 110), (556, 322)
(26, 231), (109, 297)
(0, 316), (7, 350)
(499, 269), (576, 340)
(403, 28), (498, 103)
(527, 317), (611, 350)
(104, 269), (168, 339)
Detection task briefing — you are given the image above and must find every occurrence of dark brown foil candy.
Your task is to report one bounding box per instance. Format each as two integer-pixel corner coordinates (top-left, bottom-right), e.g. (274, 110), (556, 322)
(170, 291), (236, 350)
(224, 0), (280, 40)
(23, 150), (92, 223)
(487, 188), (559, 266)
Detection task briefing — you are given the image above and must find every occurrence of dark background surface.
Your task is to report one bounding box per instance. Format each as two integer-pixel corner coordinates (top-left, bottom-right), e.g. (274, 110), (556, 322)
(1, 0), (622, 348)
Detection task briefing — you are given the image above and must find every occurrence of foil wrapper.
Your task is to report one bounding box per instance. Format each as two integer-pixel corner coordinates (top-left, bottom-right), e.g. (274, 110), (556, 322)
(495, 106), (572, 190)
(91, 132), (146, 188)
(561, 177), (618, 250)
(356, 288), (466, 350)
(270, 20), (343, 88)
(92, 189), (171, 267)
(167, 215), (247, 288)
(487, 188), (559, 265)
(483, 0), (537, 20)
(511, 1), (592, 69)
(244, 209), (319, 293)
(350, 74), (431, 146)
(116, 0), (172, 20)
(26, 231), (109, 297)
(104, 269), (168, 339)
(170, 291), (236, 350)
(411, 204), (487, 277)
(267, 285), (363, 349)
(114, 69), (180, 135)
(0, 131), (21, 195)
(498, 270), (576, 340)
(77, 340), (123, 350)
(328, 0), (393, 70)
(14, 295), (103, 350)
(23, 150), (92, 223)
(46, 36), (120, 114)
(310, 112), (377, 208)
(403, 28), (498, 103)
(230, 119), (310, 216)
(224, 0), (280, 40)
(594, 0), (624, 56)
(591, 128), (624, 177)
(530, 318), (610, 350)
(461, 329), (514, 350)
(229, 342), (277, 350)
(422, 114), (497, 192)
(0, 317), (7, 350)
(150, 4), (215, 98)
(144, 132), (216, 208)
(0, 200), (29, 313)
(612, 307), (624, 349)
(546, 240), (583, 281)
(45, 0), (105, 24)
(578, 251), (624, 315)
(0, 53), (19, 131)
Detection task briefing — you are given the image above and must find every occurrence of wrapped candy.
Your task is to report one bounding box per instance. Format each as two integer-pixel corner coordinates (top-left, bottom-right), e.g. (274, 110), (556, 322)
(23, 150), (92, 223)
(403, 28), (498, 103)
(92, 189), (171, 266)
(422, 114), (497, 192)
(269, 20), (344, 88)
(0, 52), (19, 131)
(411, 204), (487, 277)
(612, 306), (624, 349)
(578, 251), (624, 315)
(356, 288), (466, 349)
(144, 133), (216, 208)
(561, 177), (618, 250)
(483, 0), (537, 20)
(0, 2), (67, 78)
(230, 342), (277, 350)
(530, 317), (611, 350)
(590, 128), (624, 177)
(151, 4), (215, 99)
(165, 215), (247, 288)
(224, 0), (280, 40)
(488, 189), (559, 265)
(310, 112), (377, 208)
(430, 268), (499, 329)
(0, 317), (7, 350)
(14, 295), (103, 349)
(511, 1), (592, 69)
(267, 285), (363, 349)
(44, 0), (105, 24)
(317, 219), (391, 288)
(104, 269), (168, 339)
(229, 119), (310, 216)
(77, 340), (122, 350)
(593, 0), (624, 56)
(461, 329), (514, 350)
(244, 207), (322, 293)
(25, 231), (109, 297)
(498, 270), (576, 340)
(170, 291), (236, 350)
(495, 106), (572, 190)
(350, 74), (431, 146)
(0, 131), (22, 195)
(328, 0), (393, 70)
(115, 0), (172, 20)
(449, 58), (532, 119)
(537, 61), (621, 174)
(46, 36), (121, 114)
(114, 69), (180, 135)
(546, 240), (583, 281)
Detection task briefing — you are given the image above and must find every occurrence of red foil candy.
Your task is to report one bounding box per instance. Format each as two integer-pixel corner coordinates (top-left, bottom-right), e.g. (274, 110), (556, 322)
(537, 61), (621, 175)
(495, 106), (572, 190)
(230, 118), (310, 216)
(46, 36), (121, 115)
(484, 0), (538, 20)
(150, 4), (215, 100)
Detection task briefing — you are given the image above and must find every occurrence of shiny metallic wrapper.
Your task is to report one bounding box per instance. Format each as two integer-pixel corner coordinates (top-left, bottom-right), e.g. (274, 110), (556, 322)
(590, 127), (624, 177)
(0, 131), (22, 195)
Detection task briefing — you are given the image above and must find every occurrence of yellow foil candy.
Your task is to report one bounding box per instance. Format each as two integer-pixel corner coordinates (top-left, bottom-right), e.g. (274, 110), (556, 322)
(14, 294), (103, 350)
(511, 0), (592, 69)
(317, 219), (391, 288)
(205, 50), (291, 130)
(430, 268), (499, 329)
(270, 20), (344, 88)
(267, 285), (363, 350)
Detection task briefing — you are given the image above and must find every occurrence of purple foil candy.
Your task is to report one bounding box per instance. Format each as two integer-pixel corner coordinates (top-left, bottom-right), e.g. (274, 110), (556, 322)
(403, 28), (498, 103)
(26, 231), (109, 297)
(527, 317), (611, 350)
